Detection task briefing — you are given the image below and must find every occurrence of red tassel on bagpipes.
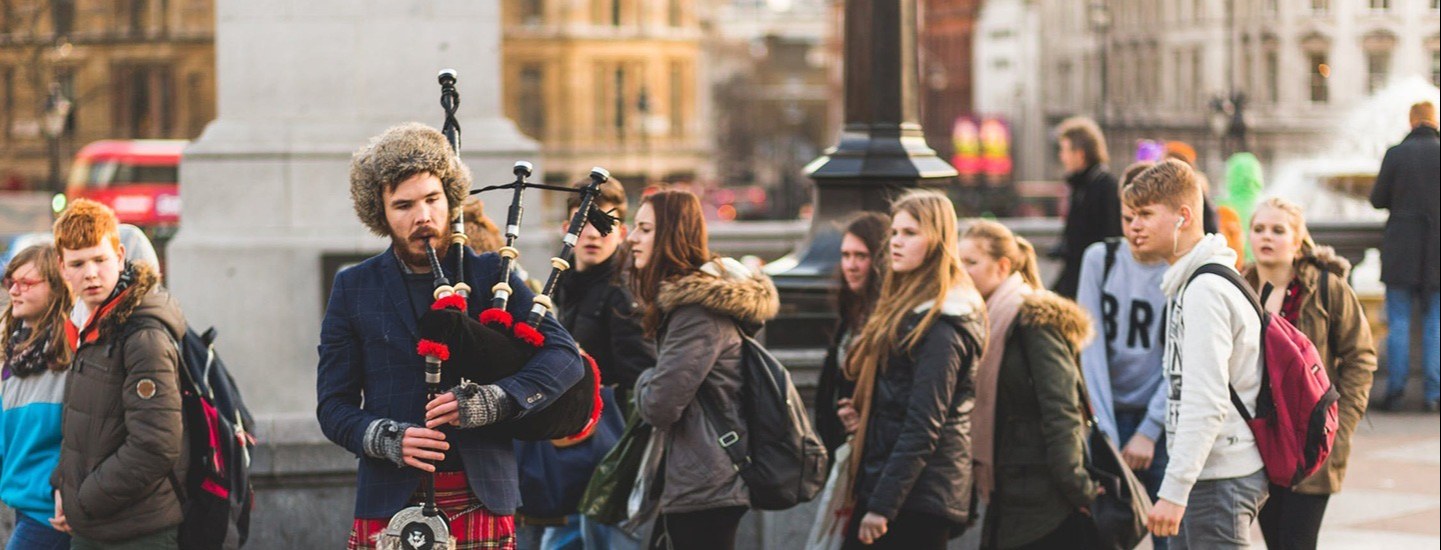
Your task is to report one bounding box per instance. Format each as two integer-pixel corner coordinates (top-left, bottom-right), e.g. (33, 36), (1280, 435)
(478, 308), (513, 329)
(416, 339), (451, 361)
(431, 294), (468, 312)
(512, 322), (544, 347)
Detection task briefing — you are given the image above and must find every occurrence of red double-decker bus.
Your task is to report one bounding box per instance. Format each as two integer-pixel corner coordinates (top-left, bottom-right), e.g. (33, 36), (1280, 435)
(64, 140), (186, 233)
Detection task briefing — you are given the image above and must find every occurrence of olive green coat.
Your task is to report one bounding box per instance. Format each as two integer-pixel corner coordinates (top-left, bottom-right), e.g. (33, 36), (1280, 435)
(984, 292), (1098, 549)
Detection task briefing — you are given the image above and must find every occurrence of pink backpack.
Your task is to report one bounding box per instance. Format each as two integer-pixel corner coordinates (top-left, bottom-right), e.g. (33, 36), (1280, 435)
(1188, 264), (1341, 488)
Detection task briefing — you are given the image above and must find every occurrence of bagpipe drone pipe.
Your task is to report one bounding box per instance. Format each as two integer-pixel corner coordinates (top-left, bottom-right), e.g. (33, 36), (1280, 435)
(414, 70), (612, 444)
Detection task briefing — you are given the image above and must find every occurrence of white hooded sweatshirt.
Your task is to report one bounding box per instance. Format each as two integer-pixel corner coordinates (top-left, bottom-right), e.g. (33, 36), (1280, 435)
(1157, 234), (1265, 505)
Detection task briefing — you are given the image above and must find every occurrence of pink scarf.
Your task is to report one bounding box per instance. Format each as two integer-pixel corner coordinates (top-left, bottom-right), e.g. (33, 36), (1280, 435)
(973, 273), (1030, 503)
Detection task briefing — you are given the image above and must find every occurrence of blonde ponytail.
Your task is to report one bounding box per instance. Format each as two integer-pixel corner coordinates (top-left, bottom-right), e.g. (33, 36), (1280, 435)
(962, 219), (1043, 290)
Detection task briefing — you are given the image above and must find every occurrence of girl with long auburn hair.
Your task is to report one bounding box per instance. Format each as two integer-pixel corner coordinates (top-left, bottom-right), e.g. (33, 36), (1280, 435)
(816, 211), (890, 455)
(959, 220), (1100, 549)
(627, 190), (779, 550)
(2, 244), (77, 549)
(839, 190), (986, 550)
(1244, 198), (1375, 550)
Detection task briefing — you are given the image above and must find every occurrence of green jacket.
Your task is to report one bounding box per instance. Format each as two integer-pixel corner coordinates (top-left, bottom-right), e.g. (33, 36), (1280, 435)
(984, 292), (1097, 549)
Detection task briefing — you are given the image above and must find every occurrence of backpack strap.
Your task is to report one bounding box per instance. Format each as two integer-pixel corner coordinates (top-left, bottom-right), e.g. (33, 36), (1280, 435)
(1102, 237), (1123, 285)
(695, 322), (753, 474)
(1185, 264), (1265, 422)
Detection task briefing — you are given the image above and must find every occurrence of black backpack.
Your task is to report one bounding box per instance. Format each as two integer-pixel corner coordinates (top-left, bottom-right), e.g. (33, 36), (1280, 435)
(698, 326), (829, 510)
(124, 321), (257, 549)
(174, 326), (256, 549)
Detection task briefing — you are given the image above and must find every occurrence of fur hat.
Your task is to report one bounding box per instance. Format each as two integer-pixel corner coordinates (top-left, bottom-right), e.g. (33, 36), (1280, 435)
(349, 122), (472, 237)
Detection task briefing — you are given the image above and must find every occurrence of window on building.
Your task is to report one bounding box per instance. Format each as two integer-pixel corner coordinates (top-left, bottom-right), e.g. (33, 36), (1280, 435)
(518, 65), (544, 140)
(1265, 50), (1279, 103)
(1191, 48), (1203, 108)
(611, 0), (622, 26)
(1310, 0), (1328, 14)
(668, 0), (682, 27)
(2, 66), (12, 141)
(1431, 49), (1440, 87)
(121, 0), (149, 35)
(613, 68), (626, 138)
(1369, 0), (1389, 11)
(1308, 52), (1329, 103)
(52, 0), (74, 36)
(113, 64), (174, 138)
(519, 0), (543, 25)
(669, 62), (684, 138)
(1367, 51), (1390, 93)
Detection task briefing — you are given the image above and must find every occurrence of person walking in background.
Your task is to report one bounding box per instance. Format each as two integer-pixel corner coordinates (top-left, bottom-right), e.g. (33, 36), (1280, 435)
(840, 190), (986, 550)
(1051, 117), (1122, 298)
(1123, 160), (1268, 549)
(1, 245), (76, 550)
(1076, 161), (1174, 548)
(628, 190), (779, 550)
(816, 212), (890, 456)
(515, 177), (654, 550)
(1370, 101), (1440, 413)
(51, 200), (189, 549)
(960, 220), (1098, 550)
(1244, 198), (1376, 550)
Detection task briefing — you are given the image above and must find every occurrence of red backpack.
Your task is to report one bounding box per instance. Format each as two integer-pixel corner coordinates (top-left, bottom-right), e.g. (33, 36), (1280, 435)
(1188, 264), (1340, 488)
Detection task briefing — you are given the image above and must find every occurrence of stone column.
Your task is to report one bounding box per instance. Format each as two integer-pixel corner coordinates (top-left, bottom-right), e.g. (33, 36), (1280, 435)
(768, 0), (957, 349)
(166, 2), (541, 544)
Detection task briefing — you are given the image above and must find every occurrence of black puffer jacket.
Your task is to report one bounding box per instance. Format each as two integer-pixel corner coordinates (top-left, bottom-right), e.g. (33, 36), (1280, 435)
(854, 287), (986, 524)
(552, 253), (655, 403)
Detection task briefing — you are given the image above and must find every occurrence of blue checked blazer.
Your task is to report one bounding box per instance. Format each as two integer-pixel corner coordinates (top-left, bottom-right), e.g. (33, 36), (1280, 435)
(316, 246), (582, 518)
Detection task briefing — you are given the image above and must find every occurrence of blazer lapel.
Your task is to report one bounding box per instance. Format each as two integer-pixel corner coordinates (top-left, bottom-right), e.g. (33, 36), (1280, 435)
(379, 247), (420, 339)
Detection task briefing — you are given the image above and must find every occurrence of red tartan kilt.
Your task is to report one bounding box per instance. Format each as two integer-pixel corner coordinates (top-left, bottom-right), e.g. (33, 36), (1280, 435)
(348, 472), (516, 549)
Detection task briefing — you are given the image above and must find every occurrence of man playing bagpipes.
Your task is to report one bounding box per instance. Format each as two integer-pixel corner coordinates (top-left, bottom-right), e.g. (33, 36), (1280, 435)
(316, 122), (583, 550)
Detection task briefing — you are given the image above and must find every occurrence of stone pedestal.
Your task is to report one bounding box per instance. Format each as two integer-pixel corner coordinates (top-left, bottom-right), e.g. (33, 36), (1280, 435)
(168, 0), (540, 417)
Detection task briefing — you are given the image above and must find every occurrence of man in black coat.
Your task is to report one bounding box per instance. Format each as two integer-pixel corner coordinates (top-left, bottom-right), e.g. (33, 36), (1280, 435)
(1370, 101), (1441, 412)
(1052, 117), (1122, 298)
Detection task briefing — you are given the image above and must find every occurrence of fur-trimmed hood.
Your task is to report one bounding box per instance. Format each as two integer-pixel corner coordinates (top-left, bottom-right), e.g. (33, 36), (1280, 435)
(1017, 290), (1093, 351)
(87, 262), (185, 344)
(656, 257), (779, 325)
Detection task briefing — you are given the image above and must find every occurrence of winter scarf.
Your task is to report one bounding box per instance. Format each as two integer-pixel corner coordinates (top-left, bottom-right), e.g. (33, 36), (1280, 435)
(973, 272), (1031, 503)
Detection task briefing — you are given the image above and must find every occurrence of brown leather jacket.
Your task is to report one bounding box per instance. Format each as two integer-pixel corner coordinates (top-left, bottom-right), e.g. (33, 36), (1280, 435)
(1243, 247), (1376, 494)
(52, 263), (189, 541)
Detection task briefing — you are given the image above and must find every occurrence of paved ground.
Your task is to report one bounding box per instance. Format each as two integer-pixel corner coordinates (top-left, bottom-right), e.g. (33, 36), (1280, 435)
(1310, 409), (1439, 549)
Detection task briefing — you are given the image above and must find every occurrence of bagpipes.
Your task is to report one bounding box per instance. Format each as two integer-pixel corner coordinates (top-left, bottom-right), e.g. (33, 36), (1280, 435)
(382, 68), (614, 550)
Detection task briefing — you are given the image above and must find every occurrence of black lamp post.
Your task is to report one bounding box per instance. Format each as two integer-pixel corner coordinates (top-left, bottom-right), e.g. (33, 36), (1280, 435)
(41, 83), (72, 194)
(766, 0), (957, 349)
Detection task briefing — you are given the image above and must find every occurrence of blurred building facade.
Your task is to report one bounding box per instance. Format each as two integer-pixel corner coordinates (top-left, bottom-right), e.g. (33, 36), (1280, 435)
(707, 0), (835, 219)
(500, 0), (708, 196)
(1037, 0), (1441, 180)
(918, 0), (982, 171)
(0, 0), (215, 192)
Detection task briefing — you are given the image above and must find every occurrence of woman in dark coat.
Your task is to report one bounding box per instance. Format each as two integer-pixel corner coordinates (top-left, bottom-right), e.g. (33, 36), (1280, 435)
(815, 211), (890, 455)
(840, 190), (986, 550)
(628, 190), (779, 550)
(960, 219), (1099, 549)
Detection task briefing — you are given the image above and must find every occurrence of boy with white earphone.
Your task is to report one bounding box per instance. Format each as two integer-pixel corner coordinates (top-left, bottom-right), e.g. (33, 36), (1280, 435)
(1118, 159), (1267, 549)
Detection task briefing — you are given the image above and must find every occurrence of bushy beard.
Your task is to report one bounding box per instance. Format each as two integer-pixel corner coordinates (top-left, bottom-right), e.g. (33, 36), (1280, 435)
(392, 226), (451, 272)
